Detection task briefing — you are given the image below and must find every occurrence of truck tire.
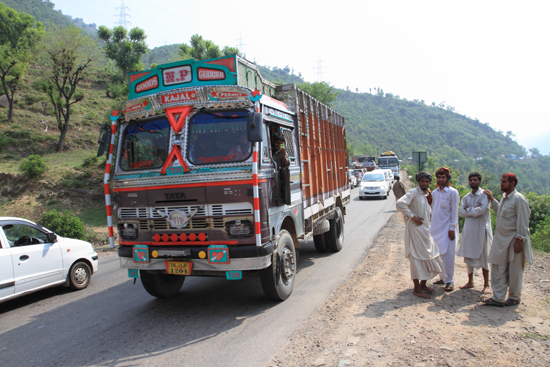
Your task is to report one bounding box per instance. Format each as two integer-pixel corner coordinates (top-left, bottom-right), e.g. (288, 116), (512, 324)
(313, 234), (329, 253)
(140, 270), (185, 298)
(326, 207), (344, 252)
(260, 230), (296, 301)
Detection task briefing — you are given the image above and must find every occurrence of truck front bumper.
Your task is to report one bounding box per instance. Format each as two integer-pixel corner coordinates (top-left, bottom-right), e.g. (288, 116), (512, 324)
(118, 242), (274, 272)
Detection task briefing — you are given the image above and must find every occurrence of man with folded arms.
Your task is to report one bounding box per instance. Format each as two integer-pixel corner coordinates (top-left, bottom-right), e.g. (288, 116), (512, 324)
(482, 173), (532, 307)
(458, 172), (492, 294)
(396, 171), (443, 299)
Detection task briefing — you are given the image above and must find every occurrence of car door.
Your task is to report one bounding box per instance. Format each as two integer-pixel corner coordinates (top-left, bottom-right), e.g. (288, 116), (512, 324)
(4, 222), (63, 293)
(0, 228), (15, 301)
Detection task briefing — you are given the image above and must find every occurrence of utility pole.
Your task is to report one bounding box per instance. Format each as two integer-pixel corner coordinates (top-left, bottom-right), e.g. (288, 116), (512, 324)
(313, 55), (326, 82)
(115, 0), (131, 28)
(236, 33), (246, 57)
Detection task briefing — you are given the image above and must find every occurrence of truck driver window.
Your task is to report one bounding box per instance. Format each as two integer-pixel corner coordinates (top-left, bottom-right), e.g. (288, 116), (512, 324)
(271, 131), (290, 206)
(187, 110), (250, 165)
(120, 118), (170, 170)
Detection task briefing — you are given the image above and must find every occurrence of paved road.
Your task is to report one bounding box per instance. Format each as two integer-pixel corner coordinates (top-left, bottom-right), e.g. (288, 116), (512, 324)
(0, 188), (398, 367)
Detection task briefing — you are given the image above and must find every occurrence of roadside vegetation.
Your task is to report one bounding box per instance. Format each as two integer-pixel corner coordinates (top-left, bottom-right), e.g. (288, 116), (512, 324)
(0, 0), (548, 250)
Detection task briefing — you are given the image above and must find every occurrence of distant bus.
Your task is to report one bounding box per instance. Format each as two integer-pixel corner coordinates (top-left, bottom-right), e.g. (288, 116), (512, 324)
(378, 151), (399, 179)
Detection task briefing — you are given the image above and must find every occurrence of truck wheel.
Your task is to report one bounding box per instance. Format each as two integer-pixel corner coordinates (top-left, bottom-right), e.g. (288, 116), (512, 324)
(313, 234), (329, 253)
(326, 207), (344, 252)
(140, 270), (185, 298)
(260, 230), (296, 301)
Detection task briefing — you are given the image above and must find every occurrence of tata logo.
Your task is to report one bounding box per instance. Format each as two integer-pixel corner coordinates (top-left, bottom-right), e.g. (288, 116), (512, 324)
(164, 192), (186, 200)
(135, 76), (158, 93)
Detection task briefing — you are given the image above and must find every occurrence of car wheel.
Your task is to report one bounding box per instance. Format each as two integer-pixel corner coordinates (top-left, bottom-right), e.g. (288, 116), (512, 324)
(326, 207), (344, 252)
(260, 230), (296, 301)
(68, 261), (91, 290)
(140, 271), (185, 298)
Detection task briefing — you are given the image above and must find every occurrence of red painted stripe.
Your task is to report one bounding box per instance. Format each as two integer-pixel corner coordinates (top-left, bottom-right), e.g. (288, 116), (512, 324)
(119, 240), (239, 246)
(252, 150), (258, 162)
(254, 197), (260, 207)
(113, 179), (266, 192)
(109, 144), (114, 154)
(105, 163), (111, 172)
(252, 173), (258, 186)
(255, 221), (261, 234)
(108, 227), (114, 236)
(106, 206), (112, 216)
(104, 183), (110, 193)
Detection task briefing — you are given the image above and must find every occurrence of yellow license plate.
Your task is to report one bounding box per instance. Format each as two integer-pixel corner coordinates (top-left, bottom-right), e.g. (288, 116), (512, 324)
(164, 261), (193, 275)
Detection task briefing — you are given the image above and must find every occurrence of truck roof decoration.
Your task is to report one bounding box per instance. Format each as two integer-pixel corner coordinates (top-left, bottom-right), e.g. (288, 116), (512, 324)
(122, 55), (278, 121)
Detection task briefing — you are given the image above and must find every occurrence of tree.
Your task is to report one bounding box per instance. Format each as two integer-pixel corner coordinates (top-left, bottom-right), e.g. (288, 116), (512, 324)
(298, 81), (340, 107)
(178, 34), (240, 61)
(0, 4), (44, 121)
(97, 25), (148, 81)
(44, 25), (98, 152)
(529, 147), (540, 157)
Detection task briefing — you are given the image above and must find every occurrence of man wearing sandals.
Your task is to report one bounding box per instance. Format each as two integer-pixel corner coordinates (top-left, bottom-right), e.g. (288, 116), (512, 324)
(396, 171), (443, 299)
(430, 167), (460, 292)
(482, 173), (532, 307)
(458, 172), (492, 294)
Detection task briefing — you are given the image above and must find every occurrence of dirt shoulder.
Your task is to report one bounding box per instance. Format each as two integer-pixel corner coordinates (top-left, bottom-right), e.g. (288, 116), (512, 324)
(269, 191), (550, 366)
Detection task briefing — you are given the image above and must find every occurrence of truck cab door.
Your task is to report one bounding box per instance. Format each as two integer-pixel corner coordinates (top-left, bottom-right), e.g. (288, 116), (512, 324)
(0, 228), (15, 301)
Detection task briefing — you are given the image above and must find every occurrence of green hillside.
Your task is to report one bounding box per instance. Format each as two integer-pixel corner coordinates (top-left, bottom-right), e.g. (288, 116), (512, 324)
(1, 0), (97, 35)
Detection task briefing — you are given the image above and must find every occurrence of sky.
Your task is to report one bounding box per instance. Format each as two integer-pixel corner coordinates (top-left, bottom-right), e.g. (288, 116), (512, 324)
(50, 0), (550, 150)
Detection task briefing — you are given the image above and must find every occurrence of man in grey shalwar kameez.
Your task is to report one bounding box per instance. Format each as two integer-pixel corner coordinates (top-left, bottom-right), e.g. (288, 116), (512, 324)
(458, 172), (493, 294)
(482, 173), (532, 307)
(396, 171), (443, 299)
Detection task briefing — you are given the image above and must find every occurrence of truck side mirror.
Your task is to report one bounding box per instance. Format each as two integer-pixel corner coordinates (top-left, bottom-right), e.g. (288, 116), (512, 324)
(247, 112), (264, 142)
(97, 124), (112, 157)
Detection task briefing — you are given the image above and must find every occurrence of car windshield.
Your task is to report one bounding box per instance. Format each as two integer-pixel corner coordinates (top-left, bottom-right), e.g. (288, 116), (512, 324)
(120, 118), (171, 171)
(363, 174), (384, 181)
(187, 110), (250, 165)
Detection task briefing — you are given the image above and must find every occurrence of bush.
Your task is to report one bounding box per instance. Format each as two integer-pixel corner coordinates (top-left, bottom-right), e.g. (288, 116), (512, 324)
(81, 156), (98, 168)
(531, 216), (550, 253)
(20, 155), (47, 178)
(40, 209), (86, 240)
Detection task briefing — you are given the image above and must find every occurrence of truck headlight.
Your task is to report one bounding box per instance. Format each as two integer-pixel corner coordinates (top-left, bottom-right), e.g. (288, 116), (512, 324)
(118, 223), (138, 239)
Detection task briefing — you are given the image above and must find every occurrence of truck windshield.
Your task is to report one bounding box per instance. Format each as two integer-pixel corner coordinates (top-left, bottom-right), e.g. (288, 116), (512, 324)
(120, 118), (171, 170)
(187, 110), (250, 165)
(379, 157), (398, 167)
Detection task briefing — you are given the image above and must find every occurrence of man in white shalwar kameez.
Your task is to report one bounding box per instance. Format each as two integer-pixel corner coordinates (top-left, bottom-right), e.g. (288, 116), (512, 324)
(430, 167), (460, 291)
(458, 172), (492, 294)
(396, 171), (443, 299)
(482, 173), (532, 307)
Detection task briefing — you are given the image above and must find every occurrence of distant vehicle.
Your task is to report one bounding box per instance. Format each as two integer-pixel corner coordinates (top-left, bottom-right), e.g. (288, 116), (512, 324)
(382, 169), (394, 188)
(348, 169), (358, 188)
(0, 217), (99, 304)
(359, 170), (390, 200)
(378, 151), (400, 179)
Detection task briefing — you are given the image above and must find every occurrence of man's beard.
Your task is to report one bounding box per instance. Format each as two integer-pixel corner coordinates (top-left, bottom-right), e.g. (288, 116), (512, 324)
(470, 184), (479, 190)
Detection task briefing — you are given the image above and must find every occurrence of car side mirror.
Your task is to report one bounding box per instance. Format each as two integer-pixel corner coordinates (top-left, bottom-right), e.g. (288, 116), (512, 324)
(97, 124), (112, 157)
(247, 112), (264, 142)
(47, 233), (57, 243)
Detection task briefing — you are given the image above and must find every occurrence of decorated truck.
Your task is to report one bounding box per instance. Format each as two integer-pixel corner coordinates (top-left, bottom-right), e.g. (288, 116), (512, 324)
(378, 151), (400, 179)
(97, 55), (350, 301)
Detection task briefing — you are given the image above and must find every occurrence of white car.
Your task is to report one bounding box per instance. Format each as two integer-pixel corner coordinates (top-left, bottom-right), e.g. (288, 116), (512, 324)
(359, 170), (390, 200)
(0, 217), (99, 304)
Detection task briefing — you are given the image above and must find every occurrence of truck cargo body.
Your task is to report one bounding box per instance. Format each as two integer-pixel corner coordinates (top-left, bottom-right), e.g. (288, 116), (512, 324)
(100, 55), (349, 300)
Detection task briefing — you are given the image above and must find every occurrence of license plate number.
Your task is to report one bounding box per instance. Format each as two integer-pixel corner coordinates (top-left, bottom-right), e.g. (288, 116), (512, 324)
(165, 261), (192, 275)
